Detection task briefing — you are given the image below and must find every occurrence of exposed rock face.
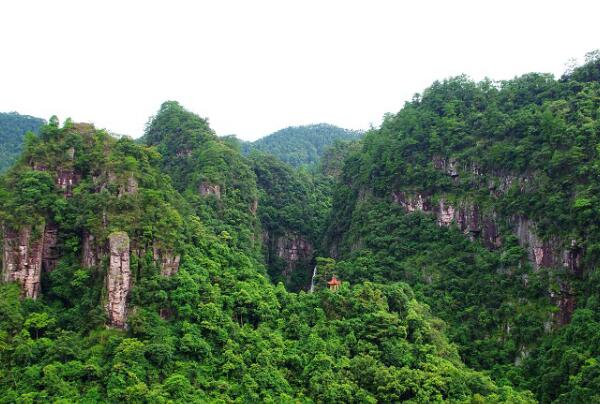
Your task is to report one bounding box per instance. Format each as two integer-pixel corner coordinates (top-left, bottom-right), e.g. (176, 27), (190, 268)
(30, 153), (80, 197)
(392, 189), (584, 327)
(2, 225), (44, 299)
(41, 222), (59, 272)
(153, 246), (180, 276)
(432, 155), (459, 177)
(392, 192), (501, 249)
(82, 232), (104, 268)
(56, 168), (81, 197)
(513, 217), (583, 275)
(199, 182), (221, 199)
(392, 192), (430, 212)
(92, 170), (138, 197)
(564, 240), (584, 277)
(106, 232), (131, 328)
(250, 198), (258, 215)
(480, 215), (502, 250)
(270, 232), (314, 276)
(96, 171), (139, 197)
(515, 218), (551, 269)
(548, 281), (576, 326)
(437, 200), (456, 226)
(556, 292), (576, 326)
(393, 192), (583, 274)
(118, 174), (138, 197)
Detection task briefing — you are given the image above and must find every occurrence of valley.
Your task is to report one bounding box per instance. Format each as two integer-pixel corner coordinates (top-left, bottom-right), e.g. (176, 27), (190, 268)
(1, 53), (600, 402)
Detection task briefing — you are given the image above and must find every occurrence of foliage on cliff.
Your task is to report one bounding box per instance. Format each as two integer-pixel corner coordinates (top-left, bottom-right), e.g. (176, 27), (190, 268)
(522, 308), (600, 403)
(248, 139), (359, 290)
(0, 112), (534, 402)
(0, 112), (45, 172)
(144, 101), (261, 255)
(324, 51), (600, 402)
(3, 51), (600, 401)
(249, 152), (321, 288)
(243, 123), (363, 168)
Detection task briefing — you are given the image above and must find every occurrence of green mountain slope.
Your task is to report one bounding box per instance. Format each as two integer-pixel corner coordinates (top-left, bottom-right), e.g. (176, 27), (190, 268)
(243, 123), (363, 168)
(0, 112), (45, 172)
(0, 108), (532, 402)
(323, 51), (600, 402)
(144, 101), (261, 255)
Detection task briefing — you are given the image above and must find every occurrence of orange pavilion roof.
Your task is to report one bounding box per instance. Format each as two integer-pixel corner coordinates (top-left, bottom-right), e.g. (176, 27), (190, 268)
(327, 276), (341, 286)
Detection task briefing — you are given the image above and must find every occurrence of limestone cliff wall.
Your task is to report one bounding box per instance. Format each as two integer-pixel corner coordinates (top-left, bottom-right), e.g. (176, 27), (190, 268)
(389, 156), (584, 326)
(275, 232), (314, 277)
(106, 232), (130, 328)
(42, 222), (59, 272)
(2, 222), (61, 299)
(392, 192), (502, 250)
(2, 225), (44, 299)
(153, 246), (181, 276)
(263, 231), (314, 279)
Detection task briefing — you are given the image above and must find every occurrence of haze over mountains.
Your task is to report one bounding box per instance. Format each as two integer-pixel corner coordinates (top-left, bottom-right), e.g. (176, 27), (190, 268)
(0, 53), (600, 402)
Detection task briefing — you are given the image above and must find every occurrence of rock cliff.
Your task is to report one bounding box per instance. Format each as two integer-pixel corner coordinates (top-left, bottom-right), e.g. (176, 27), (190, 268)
(387, 156), (587, 326)
(2, 222), (61, 299)
(106, 232), (131, 328)
(153, 246), (181, 276)
(273, 232), (314, 277)
(199, 181), (221, 198)
(2, 225), (44, 299)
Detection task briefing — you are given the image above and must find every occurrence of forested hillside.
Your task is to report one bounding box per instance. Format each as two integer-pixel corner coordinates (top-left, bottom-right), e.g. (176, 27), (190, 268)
(0, 112), (45, 172)
(243, 123), (363, 168)
(324, 51), (600, 402)
(1, 52), (600, 402)
(0, 104), (533, 402)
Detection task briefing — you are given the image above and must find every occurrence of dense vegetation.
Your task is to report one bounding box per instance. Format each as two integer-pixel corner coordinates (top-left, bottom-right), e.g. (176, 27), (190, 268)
(248, 151), (336, 290)
(0, 112), (45, 172)
(144, 101), (261, 256)
(2, 51), (600, 402)
(242, 123), (363, 168)
(324, 50), (600, 402)
(0, 106), (535, 402)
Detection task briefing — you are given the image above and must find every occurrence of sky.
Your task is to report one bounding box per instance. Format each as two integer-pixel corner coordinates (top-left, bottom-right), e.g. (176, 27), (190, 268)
(0, 1), (598, 141)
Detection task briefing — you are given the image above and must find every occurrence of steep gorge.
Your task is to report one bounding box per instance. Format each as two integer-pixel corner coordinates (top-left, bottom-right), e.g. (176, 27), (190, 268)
(0, 104), (538, 402)
(1, 55), (599, 401)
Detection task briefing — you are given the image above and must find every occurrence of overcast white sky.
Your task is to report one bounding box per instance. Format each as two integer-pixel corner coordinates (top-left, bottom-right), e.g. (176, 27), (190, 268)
(0, 1), (598, 141)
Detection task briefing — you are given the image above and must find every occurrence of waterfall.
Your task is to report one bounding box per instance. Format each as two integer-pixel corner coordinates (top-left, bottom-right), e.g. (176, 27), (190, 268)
(310, 265), (317, 293)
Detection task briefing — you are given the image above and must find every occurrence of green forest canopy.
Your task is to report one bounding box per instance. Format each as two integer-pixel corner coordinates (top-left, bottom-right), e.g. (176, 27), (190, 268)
(0, 51), (600, 402)
(242, 123), (363, 168)
(0, 112), (45, 172)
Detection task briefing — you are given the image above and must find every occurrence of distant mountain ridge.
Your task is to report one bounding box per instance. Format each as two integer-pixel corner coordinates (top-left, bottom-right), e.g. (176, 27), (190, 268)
(0, 112), (45, 172)
(242, 123), (363, 167)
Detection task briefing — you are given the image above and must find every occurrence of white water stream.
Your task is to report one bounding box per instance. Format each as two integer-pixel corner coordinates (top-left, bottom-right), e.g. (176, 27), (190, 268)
(309, 265), (317, 293)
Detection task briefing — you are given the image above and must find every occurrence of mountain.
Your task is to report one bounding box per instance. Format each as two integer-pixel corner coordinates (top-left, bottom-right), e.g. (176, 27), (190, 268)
(0, 105), (532, 402)
(144, 101), (261, 255)
(243, 123), (363, 168)
(0, 112), (45, 172)
(324, 51), (600, 402)
(2, 51), (600, 401)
